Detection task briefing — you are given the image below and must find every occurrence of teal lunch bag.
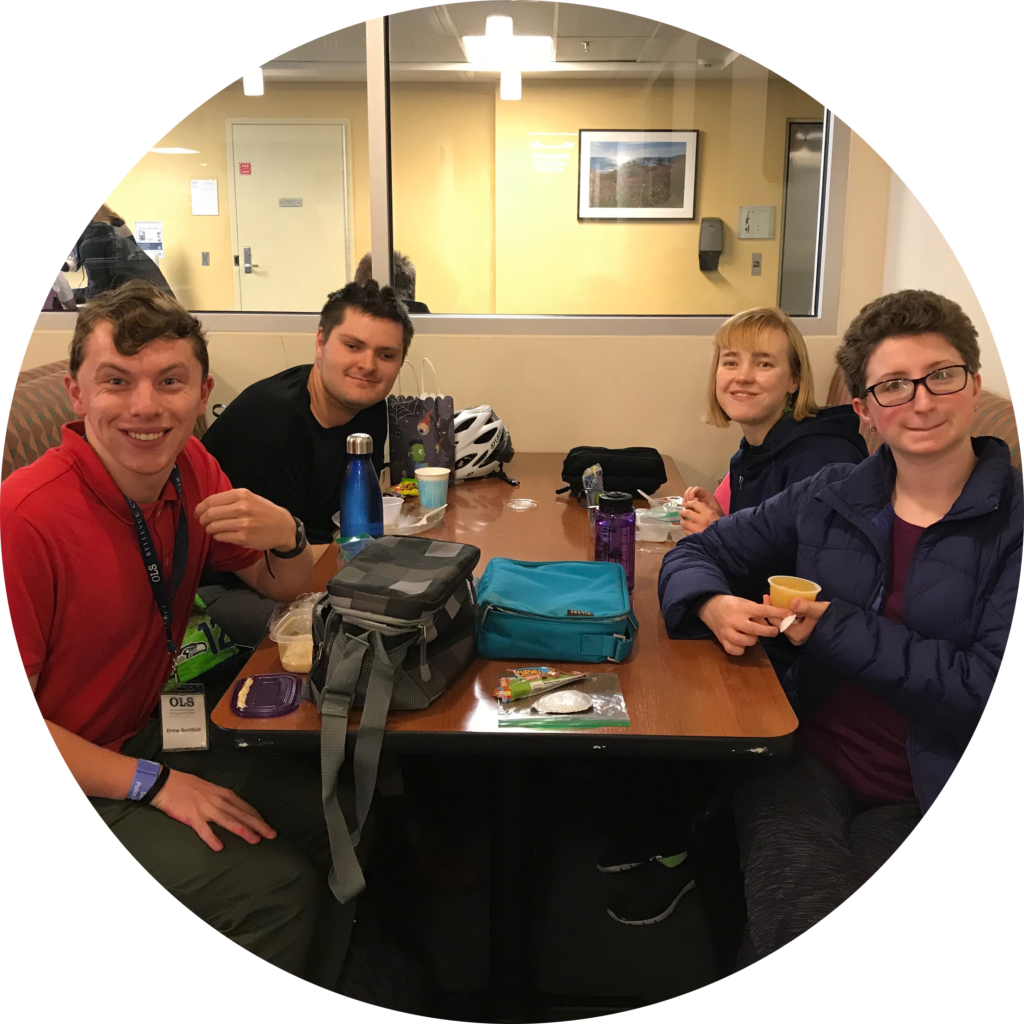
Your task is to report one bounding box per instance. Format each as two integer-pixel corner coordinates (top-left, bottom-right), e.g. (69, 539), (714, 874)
(475, 558), (638, 663)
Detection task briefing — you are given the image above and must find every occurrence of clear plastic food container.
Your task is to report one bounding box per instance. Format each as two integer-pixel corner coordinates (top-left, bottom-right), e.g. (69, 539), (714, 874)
(268, 595), (317, 673)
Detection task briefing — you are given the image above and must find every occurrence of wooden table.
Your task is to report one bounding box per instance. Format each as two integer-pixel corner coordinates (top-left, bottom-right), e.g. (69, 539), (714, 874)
(212, 454), (797, 1014)
(212, 454), (797, 759)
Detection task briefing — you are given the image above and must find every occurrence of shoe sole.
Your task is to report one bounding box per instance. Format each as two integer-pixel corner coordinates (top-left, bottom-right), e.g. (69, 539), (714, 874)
(595, 861), (644, 874)
(606, 878), (696, 925)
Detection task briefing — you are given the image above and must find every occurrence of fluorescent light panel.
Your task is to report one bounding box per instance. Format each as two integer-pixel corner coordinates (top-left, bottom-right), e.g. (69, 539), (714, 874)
(149, 147), (199, 154)
(243, 68), (264, 96)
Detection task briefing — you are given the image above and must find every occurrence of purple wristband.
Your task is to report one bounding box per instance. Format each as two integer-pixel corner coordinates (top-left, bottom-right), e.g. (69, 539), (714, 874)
(127, 759), (162, 801)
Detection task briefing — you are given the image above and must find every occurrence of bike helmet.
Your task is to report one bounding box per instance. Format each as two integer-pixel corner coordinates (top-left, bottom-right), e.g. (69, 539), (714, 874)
(453, 405), (515, 481)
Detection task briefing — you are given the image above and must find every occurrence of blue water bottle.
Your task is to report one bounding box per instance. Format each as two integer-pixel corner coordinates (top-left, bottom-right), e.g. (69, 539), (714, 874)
(337, 433), (383, 562)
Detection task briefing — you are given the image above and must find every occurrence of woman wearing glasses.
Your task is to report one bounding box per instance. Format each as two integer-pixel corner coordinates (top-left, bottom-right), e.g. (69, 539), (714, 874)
(659, 289), (1022, 965)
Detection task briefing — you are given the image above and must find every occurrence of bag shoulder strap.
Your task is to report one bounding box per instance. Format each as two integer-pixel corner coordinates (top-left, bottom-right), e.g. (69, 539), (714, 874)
(317, 621), (419, 905)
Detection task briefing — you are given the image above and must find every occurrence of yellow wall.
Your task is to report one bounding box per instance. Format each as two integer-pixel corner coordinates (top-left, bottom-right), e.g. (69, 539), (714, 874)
(32, 133), (890, 492)
(97, 72), (820, 315)
(493, 74), (822, 314)
(391, 83), (497, 313)
(103, 81), (371, 311)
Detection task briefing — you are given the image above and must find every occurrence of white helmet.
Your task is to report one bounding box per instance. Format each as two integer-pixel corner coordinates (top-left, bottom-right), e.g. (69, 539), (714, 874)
(453, 405), (514, 481)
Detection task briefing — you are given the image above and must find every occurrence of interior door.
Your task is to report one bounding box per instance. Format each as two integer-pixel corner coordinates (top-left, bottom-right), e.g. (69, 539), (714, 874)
(231, 121), (350, 311)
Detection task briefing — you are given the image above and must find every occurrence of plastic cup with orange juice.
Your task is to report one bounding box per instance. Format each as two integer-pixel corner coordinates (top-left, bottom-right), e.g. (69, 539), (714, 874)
(768, 575), (822, 609)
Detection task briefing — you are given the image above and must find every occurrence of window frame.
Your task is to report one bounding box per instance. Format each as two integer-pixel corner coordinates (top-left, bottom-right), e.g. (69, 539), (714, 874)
(36, 14), (848, 337)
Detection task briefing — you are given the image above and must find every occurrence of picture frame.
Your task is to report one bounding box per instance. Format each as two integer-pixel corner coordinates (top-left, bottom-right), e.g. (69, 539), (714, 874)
(577, 129), (699, 221)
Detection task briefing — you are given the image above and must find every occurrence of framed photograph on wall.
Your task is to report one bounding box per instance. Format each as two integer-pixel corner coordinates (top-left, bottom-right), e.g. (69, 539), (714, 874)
(578, 129), (699, 220)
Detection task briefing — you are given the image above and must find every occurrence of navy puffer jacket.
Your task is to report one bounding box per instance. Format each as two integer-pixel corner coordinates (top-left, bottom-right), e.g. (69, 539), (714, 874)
(659, 436), (1022, 811)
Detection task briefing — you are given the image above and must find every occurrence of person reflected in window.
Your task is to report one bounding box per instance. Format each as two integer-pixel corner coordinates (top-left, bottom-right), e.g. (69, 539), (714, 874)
(72, 204), (174, 301)
(355, 250), (430, 313)
(681, 308), (867, 534)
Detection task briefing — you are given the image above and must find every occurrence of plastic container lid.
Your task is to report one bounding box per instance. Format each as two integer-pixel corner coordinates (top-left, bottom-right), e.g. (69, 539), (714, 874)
(598, 490), (633, 513)
(230, 673), (303, 718)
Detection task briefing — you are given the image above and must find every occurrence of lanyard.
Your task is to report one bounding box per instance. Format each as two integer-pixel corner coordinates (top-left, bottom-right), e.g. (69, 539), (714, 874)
(124, 465), (190, 664)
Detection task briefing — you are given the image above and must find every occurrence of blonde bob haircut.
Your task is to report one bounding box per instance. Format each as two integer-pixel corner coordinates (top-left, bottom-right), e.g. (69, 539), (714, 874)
(704, 307), (820, 427)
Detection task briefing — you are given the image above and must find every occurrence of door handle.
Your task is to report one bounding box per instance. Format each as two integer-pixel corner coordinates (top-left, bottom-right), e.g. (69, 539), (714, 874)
(242, 246), (260, 273)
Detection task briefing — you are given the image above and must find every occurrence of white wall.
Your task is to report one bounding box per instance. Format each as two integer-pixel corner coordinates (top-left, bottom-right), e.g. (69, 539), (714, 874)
(883, 173), (1009, 399)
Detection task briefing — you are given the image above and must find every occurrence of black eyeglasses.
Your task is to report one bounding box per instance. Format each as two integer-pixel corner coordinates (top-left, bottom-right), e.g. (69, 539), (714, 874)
(863, 364), (970, 408)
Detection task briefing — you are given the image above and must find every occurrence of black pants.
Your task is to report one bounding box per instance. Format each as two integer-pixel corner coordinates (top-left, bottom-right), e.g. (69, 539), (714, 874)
(734, 751), (921, 966)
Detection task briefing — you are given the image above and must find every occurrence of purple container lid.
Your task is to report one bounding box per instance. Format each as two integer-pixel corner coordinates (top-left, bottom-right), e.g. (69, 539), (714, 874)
(231, 673), (303, 718)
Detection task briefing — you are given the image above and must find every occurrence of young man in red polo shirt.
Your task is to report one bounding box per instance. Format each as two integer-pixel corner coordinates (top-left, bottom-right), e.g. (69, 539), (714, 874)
(1, 281), (340, 980)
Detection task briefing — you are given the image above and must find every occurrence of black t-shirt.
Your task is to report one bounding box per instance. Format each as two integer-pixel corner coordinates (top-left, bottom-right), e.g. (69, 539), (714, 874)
(201, 364), (387, 545)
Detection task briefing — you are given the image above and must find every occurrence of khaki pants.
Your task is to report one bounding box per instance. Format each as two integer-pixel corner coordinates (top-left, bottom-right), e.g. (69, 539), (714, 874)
(92, 719), (350, 984)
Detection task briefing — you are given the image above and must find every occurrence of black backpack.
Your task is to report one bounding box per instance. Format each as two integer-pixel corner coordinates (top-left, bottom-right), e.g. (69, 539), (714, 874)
(559, 446), (668, 502)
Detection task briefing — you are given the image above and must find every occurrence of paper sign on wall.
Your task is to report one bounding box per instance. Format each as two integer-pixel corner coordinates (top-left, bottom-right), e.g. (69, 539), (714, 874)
(191, 178), (219, 216)
(135, 221), (164, 263)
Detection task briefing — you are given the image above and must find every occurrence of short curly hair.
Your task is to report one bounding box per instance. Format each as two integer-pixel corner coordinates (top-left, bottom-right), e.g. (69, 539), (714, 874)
(838, 290), (980, 399)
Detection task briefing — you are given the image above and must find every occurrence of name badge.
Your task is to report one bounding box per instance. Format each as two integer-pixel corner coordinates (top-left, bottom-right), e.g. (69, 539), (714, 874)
(160, 684), (209, 752)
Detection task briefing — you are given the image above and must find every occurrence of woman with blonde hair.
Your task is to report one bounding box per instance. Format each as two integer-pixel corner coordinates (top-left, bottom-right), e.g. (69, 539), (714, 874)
(681, 307), (867, 533)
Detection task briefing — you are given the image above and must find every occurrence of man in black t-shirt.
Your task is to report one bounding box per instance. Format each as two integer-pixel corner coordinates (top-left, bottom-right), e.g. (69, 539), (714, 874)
(200, 280), (413, 645)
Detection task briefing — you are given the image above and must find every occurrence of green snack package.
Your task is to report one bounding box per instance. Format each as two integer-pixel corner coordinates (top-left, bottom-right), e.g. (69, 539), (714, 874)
(164, 595), (241, 691)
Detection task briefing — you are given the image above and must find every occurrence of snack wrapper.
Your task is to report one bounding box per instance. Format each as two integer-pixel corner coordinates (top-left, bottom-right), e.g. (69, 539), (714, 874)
(493, 666), (587, 704)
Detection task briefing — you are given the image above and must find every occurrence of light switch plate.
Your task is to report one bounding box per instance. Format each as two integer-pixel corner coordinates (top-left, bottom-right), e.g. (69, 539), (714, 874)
(201, 251), (210, 266)
(752, 252), (762, 276)
(738, 206), (775, 239)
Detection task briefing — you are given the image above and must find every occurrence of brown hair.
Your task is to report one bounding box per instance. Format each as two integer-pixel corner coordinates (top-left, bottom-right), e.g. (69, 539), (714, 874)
(704, 307), (819, 427)
(319, 279), (413, 357)
(92, 204), (121, 224)
(353, 250), (417, 303)
(837, 290), (980, 399)
(69, 280), (209, 379)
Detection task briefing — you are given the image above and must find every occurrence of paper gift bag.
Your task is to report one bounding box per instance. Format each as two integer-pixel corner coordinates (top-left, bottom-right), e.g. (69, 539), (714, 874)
(387, 358), (455, 481)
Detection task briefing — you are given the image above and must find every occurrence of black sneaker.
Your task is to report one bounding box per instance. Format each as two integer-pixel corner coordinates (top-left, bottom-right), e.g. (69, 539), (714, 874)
(596, 838), (683, 874)
(606, 854), (695, 925)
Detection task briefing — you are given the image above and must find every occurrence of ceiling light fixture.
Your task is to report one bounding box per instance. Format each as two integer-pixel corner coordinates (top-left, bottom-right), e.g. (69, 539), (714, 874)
(149, 147), (200, 155)
(463, 14), (553, 99)
(243, 68), (264, 96)
(500, 68), (522, 101)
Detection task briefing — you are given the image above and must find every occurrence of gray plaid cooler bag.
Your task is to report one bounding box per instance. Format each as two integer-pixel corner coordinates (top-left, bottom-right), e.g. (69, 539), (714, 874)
(308, 535), (481, 903)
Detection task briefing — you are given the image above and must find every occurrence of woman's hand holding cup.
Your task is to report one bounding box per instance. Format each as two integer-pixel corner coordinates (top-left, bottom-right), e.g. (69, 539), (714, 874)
(698, 594), (789, 656)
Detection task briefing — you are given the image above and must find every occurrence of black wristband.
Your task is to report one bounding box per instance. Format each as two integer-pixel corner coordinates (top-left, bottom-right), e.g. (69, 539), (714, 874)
(140, 763), (171, 805)
(270, 515), (308, 559)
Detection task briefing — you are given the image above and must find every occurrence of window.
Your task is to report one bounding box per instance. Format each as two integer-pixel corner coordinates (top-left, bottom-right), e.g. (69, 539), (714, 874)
(388, 2), (828, 316)
(69, 24), (370, 313)
(63, 4), (833, 322)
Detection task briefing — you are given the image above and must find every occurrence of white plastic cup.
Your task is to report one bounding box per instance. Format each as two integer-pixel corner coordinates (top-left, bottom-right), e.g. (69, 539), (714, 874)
(415, 467), (450, 508)
(382, 494), (404, 525)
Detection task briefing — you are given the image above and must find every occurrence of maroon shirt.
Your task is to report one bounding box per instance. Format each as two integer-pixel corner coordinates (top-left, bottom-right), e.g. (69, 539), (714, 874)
(798, 513), (922, 806)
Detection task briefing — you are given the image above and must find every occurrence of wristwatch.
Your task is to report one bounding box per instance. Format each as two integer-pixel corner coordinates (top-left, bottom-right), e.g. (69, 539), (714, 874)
(270, 515), (308, 559)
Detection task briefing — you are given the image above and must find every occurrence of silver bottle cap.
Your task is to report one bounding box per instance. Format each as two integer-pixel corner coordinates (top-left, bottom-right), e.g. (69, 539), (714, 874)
(347, 433), (373, 455)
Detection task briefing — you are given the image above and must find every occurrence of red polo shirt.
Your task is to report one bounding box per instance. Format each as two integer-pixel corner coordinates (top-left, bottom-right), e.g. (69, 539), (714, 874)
(1, 423), (262, 751)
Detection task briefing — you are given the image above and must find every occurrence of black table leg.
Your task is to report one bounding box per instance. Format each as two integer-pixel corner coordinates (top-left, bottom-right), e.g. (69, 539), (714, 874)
(488, 754), (537, 1022)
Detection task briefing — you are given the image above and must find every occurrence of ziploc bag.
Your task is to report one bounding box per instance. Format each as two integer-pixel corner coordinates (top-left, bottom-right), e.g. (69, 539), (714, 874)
(497, 672), (629, 729)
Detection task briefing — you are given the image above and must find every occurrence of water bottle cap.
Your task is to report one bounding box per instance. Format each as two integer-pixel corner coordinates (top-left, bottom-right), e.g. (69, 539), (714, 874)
(598, 490), (633, 512)
(347, 433), (374, 455)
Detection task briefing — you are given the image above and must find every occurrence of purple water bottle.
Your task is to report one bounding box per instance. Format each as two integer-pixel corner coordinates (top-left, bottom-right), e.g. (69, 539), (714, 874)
(594, 491), (636, 592)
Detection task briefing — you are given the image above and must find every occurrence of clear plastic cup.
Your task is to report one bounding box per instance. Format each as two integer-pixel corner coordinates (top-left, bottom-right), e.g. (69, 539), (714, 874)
(768, 575), (822, 609)
(415, 467), (450, 508)
(382, 494), (404, 525)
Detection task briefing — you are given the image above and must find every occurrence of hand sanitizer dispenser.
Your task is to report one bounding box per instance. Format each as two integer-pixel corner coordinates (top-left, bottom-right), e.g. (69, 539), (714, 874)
(699, 217), (723, 272)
